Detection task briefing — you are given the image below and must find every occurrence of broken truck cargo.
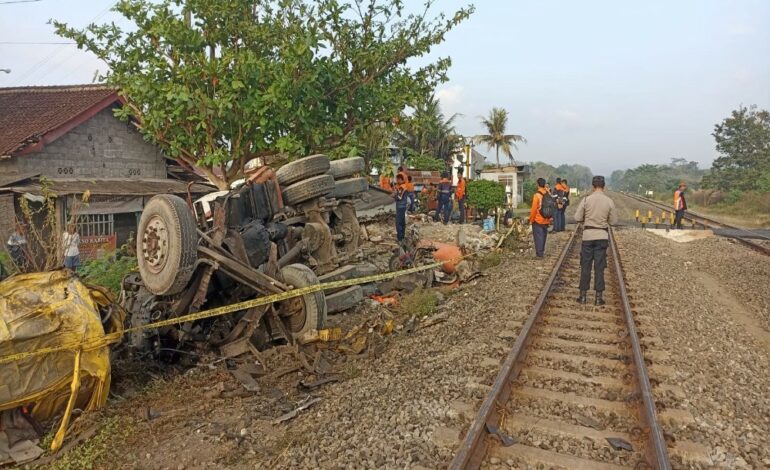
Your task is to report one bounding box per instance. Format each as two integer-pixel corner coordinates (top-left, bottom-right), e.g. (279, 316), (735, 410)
(121, 154), (387, 361)
(0, 270), (123, 455)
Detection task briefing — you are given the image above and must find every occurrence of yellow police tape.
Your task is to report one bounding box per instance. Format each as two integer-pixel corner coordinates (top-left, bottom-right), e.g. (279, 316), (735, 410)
(0, 255), (462, 366)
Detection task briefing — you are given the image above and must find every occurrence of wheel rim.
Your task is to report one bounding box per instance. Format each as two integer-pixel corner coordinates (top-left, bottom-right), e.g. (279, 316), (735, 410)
(141, 215), (170, 274)
(279, 297), (307, 333)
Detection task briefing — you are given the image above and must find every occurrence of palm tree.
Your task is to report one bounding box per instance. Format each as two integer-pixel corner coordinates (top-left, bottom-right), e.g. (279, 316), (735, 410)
(475, 108), (526, 168)
(396, 95), (462, 167)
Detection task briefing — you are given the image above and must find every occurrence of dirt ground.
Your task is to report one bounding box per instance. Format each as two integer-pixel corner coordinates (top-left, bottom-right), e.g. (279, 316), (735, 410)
(35, 223), (569, 470)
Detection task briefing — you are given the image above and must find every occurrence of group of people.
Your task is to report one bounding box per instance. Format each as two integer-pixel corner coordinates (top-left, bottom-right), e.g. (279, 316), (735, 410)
(2, 222), (81, 278)
(390, 167), (467, 242)
(529, 175), (617, 306)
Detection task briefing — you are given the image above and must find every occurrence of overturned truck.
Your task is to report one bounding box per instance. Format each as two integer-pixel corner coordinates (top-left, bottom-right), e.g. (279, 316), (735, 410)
(121, 155), (371, 360)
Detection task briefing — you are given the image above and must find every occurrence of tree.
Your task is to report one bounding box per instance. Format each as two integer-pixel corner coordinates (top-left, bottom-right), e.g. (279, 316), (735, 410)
(475, 107), (525, 168)
(55, 0), (474, 189)
(466, 179), (505, 214)
(395, 94), (461, 167)
(703, 105), (770, 192)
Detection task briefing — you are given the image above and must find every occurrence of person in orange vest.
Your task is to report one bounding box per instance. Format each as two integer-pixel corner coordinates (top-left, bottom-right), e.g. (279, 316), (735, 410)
(552, 177), (567, 232)
(397, 166), (408, 184)
(529, 178), (554, 258)
(455, 174), (467, 223)
(379, 172), (393, 191)
(405, 175), (416, 212)
(673, 182), (687, 229)
(436, 175), (453, 224)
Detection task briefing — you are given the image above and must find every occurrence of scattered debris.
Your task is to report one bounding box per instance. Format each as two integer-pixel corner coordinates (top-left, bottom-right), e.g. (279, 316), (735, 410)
(606, 437), (634, 451)
(272, 397), (322, 425)
(486, 423), (517, 447)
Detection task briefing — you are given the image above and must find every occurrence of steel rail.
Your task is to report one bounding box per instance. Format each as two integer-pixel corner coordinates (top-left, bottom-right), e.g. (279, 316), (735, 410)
(609, 227), (672, 469)
(449, 227), (672, 469)
(620, 192), (770, 256)
(449, 229), (578, 469)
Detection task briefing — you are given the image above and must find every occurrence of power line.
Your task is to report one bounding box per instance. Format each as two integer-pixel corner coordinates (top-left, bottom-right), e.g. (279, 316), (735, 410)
(0, 0), (41, 4)
(0, 41), (76, 45)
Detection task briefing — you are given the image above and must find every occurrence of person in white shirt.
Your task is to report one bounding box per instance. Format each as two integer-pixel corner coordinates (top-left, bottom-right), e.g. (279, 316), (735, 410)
(62, 223), (81, 270)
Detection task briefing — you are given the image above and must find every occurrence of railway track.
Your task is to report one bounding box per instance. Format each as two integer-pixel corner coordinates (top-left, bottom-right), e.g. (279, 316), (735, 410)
(450, 228), (671, 470)
(618, 191), (770, 256)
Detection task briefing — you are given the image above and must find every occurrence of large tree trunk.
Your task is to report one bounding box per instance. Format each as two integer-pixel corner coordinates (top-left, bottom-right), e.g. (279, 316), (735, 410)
(496, 144), (501, 169)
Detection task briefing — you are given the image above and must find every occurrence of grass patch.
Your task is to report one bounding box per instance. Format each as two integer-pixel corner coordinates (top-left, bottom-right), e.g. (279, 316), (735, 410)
(80, 252), (137, 295)
(398, 288), (438, 318)
(44, 415), (134, 470)
(479, 251), (502, 270)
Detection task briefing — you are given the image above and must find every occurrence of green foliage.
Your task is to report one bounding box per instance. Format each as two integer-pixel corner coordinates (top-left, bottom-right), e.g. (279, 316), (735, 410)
(46, 416), (133, 470)
(702, 105), (770, 192)
(399, 287), (438, 318)
(474, 108), (525, 168)
(404, 149), (446, 171)
(80, 251), (137, 295)
(531, 161), (593, 189)
(55, 0), (474, 189)
(395, 94), (462, 167)
(466, 179), (506, 211)
(610, 158), (704, 195)
(522, 179), (537, 205)
(479, 251), (502, 270)
(725, 189), (743, 205)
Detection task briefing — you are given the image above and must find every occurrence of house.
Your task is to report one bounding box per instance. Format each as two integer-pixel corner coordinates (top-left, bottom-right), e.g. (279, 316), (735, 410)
(0, 85), (212, 259)
(450, 148), (486, 184)
(479, 164), (531, 208)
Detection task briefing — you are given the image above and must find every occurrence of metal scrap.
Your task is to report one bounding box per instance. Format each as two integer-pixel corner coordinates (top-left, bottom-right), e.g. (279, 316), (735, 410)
(272, 397), (322, 425)
(485, 423), (516, 447)
(606, 437), (634, 451)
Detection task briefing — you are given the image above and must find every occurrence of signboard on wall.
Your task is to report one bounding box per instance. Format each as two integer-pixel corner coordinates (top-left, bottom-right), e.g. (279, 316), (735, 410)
(80, 234), (117, 260)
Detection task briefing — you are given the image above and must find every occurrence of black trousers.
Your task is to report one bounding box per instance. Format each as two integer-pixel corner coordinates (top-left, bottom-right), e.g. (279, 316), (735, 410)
(396, 206), (407, 241)
(674, 209), (685, 229)
(579, 239), (608, 292)
(532, 223), (548, 257)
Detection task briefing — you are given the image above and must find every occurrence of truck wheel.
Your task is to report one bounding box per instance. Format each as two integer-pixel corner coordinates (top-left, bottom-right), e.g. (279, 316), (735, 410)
(282, 174), (335, 206)
(279, 264), (327, 337)
(276, 154), (330, 186)
(332, 177), (368, 199)
(137, 194), (198, 296)
(329, 156), (365, 179)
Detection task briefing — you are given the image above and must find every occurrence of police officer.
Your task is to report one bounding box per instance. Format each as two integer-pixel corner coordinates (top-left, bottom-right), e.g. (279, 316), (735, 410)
(574, 175), (617, 305)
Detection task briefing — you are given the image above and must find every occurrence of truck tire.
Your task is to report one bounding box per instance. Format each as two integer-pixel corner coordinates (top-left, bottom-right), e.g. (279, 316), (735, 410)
(137, 194), (198, 296)
(282, 174), (335, 206)
(332, 177), (368, 199)
(280, 264), (327, 337)
(276, 154), (330, 186)
(329, 156), (365, 179)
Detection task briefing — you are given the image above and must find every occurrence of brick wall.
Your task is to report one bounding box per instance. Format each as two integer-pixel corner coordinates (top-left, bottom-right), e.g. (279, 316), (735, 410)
(1, 106), (166, 180)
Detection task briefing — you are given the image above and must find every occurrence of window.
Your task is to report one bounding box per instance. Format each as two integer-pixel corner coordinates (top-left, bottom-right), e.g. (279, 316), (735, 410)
(76, 213), (115, 237)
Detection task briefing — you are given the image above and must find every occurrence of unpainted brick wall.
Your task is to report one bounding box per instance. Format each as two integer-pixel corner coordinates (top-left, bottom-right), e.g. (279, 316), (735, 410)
(5, 106), (167, 180)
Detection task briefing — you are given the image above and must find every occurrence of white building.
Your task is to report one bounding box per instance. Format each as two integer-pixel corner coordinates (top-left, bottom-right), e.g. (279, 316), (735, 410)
(451, 148), (487, 184)
(479, 165), (531, 208)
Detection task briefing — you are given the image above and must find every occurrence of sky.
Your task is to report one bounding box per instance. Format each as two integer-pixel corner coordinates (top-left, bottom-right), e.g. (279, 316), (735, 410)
(1, 0), (768, 176)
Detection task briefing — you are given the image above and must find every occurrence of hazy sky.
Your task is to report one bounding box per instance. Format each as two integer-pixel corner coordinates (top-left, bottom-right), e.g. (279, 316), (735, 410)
(1, 0), (768, 176)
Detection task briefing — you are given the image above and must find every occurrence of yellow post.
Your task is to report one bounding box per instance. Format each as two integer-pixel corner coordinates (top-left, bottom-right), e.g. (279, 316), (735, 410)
(655, 217), (660, 227)
(670, 213), (675, 225)
(635, 209), (640, 221)
(647, 210), (653, 219)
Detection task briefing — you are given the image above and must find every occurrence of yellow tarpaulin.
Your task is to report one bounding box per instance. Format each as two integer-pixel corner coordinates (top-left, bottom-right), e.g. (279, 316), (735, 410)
(0, 270), (122, 451)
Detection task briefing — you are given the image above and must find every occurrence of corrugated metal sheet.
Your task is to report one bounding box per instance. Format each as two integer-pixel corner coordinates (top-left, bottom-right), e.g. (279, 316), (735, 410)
(0, 178), (215, 196)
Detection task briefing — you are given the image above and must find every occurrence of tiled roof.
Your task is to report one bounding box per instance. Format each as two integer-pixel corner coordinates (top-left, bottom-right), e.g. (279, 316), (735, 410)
(0, 84), (119, 157)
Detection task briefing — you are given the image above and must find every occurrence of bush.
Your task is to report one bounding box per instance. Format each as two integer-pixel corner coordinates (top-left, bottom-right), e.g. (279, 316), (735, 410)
(80, 251), (137, 295)
(466, 179), (506, 212)
(398, 288), (438, 318)
(522, 179), (537, 205)
(725, 189), (743, 205)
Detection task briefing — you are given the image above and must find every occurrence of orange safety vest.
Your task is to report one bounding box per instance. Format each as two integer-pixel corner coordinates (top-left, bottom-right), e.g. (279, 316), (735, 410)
(379, 175), (392, 191)
(529, 187), (552, 225)
(456, 179), (466, 199)
(673, 189), (685, 210)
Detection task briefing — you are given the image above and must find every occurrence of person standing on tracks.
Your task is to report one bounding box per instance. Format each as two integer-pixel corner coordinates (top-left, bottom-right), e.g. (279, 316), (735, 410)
(552, 177), (567, 232)
(456, 173), (467, 223)
(393, 173), (408, 242)
(673, 182), (687, 229)
(529, 178), (553, 258)
(437, 174), (453, 224)
(574, 175), (617, 305)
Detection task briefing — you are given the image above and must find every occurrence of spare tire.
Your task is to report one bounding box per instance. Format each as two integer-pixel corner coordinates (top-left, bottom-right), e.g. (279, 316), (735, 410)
(329, 156), (365, 179)
(332, 177), (369, 198)
(137, 195), (198, 296)
(280, 264), (327, 337)
(283, 174), (335, 206)
(276, 154), (330, 186)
